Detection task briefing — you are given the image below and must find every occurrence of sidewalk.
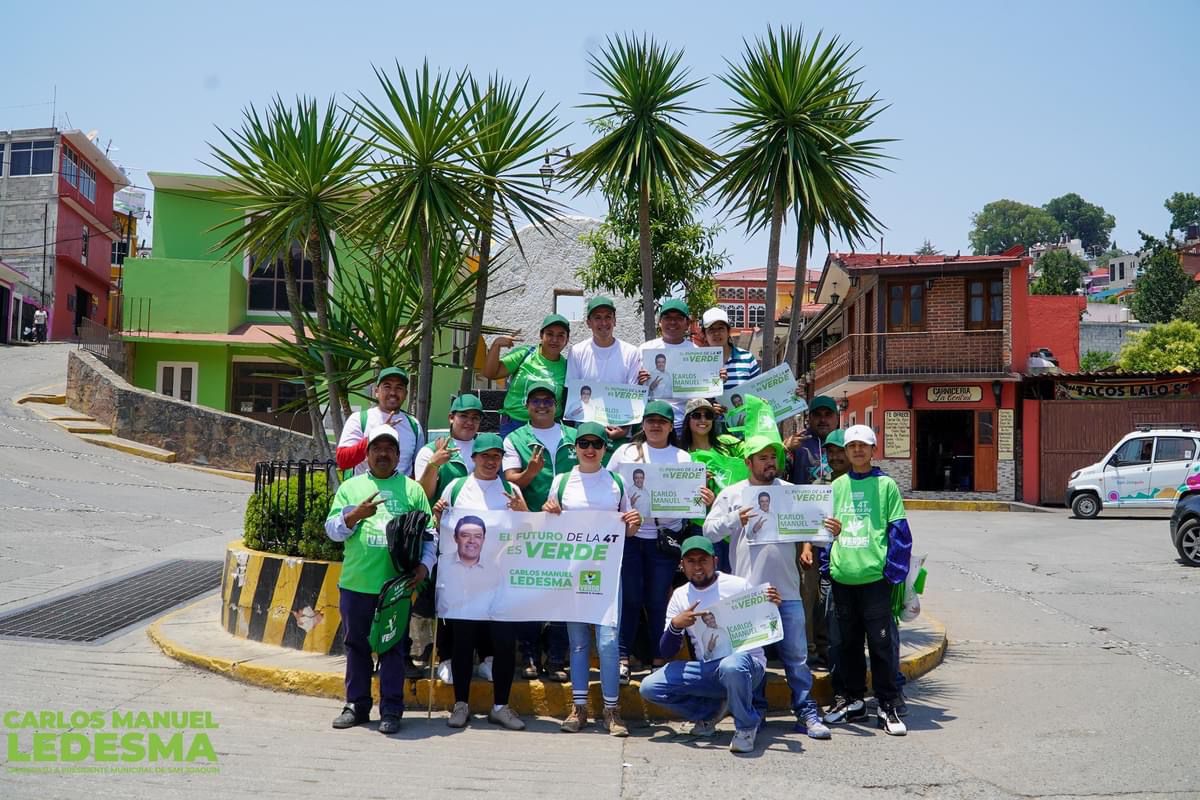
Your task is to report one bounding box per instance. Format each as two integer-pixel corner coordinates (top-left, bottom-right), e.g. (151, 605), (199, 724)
(150, 594), (947, 717)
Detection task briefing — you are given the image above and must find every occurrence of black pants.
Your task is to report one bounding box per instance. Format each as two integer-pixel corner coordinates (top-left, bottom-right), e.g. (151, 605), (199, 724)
(831, 578), (899, 706)
(450, 619), (516, 705)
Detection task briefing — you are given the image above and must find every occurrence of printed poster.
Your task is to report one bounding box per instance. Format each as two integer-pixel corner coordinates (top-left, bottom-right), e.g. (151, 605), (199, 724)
(642, 347), (723, 400)
(740, 484), (834, 545)
(696, 583), (783, 660)
(436, 509), (625, 625)
(718, 364), (806, 424)
(616, 462), (708, 519)
(563, 379), (648, 426)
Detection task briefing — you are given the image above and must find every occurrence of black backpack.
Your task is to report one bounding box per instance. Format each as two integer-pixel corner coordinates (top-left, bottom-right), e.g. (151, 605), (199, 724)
(385, 510), (432, 575)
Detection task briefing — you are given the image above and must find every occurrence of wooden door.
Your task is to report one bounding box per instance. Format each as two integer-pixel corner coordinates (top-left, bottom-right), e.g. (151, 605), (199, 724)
(975, 410), (997, 492)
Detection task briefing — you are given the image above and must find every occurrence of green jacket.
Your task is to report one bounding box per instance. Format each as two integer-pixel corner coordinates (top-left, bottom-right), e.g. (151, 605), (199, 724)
(505, 424), (578, 511)
(419, 440), (470, 499)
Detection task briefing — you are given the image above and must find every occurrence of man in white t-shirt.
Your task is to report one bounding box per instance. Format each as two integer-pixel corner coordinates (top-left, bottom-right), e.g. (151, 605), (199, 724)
(336, 367), (426, 477)
(638, 298), (696, 433)
(640, 536), (782, 755)
(567, 296), (641, 437)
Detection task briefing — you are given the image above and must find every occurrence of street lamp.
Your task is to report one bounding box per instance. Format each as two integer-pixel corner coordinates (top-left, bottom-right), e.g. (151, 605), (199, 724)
(538, 146), (572, 193)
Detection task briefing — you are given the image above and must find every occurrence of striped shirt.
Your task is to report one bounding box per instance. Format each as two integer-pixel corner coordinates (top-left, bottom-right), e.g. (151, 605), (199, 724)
(722, 345), (761, 391)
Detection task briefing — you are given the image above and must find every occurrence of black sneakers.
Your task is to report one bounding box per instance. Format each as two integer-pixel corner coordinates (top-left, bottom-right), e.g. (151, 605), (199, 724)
(331, 706), (369, 729)
(823, 696), (868, 725)
(378, 714), (402, 735)
(877, 704), (907, 736)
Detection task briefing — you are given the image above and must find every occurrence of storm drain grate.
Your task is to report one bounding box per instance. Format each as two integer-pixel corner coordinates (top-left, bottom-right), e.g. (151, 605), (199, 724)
(0, 559), (223, 643)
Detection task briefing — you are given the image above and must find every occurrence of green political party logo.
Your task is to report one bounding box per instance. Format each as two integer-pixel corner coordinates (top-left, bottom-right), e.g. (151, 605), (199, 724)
(577, 570), (602, 594)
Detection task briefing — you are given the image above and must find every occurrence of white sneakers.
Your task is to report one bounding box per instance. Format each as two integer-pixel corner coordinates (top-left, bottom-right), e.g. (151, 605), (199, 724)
(729, 724), (759, 754)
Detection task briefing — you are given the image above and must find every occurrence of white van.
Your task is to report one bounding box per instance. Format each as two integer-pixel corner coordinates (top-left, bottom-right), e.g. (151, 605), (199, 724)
(1066, 425), (1200, 518)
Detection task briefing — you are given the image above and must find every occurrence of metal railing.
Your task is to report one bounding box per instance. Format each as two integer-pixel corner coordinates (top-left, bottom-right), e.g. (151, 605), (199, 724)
(249, 460), (339, 556)
(78, 318), (126, 375)
(121, 296), (152, 336)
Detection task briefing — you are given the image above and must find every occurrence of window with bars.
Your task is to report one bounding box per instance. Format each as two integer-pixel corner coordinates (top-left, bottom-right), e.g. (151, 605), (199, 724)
(748, 303), (766, 327)
(722, 303), (745, 328)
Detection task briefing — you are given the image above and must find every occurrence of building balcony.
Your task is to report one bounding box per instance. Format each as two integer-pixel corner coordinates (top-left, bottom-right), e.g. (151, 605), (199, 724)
(811, 329), (1008, 393)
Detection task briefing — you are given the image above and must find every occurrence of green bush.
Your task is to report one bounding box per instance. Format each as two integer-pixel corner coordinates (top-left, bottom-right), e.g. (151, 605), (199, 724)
(244, 471), (343, 562)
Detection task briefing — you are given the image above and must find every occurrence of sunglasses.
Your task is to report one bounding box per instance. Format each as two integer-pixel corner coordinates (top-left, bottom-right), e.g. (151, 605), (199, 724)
(576, 438), (606, 450)
(528, 396), (556, 408)
(689, 411), (715, 420)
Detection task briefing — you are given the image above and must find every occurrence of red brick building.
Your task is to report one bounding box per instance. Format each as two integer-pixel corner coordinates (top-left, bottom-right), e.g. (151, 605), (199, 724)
(799, 247), (1031, 499)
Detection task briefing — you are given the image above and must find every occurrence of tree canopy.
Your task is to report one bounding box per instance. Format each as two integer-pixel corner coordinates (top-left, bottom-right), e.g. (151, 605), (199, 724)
(1030, 248), (1088, 295)
(1043, 192), (1115, 252)
(915, 239), (939, 255)
(1131, 233), (1192, 324)
(1117, 320), (1200, 372)
(968, 199), (1060, 255)
(1165, 192), (1200, 235)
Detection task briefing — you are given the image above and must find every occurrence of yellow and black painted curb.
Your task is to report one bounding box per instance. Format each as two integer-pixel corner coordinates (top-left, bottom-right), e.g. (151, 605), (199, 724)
(150, 595), (947, 718)
(221, 541), (344, 655)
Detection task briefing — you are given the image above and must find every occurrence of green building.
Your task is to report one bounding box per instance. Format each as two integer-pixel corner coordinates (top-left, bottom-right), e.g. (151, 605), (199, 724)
(122, 172), (464, 434)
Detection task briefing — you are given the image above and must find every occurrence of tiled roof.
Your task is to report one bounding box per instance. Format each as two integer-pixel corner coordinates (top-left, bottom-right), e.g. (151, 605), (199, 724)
(717, 266), (823, 283)
(829, 251), (1025, 271)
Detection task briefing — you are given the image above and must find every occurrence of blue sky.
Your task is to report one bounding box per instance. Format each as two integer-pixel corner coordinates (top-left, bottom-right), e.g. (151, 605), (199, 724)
(4, 0), (1197, 269)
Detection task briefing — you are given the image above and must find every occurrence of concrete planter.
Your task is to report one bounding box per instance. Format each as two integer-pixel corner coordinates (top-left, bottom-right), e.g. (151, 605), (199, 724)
(221, 540), (344, 654)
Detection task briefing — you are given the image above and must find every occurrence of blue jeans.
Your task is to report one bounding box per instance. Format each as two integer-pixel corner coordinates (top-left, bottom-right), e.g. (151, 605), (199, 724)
(776, 599), (817, 717)
(640, 653), (765, 730)
(619, 537), (678, 660)
(567, 622), (620, 706)
(340, 588), (407, 717)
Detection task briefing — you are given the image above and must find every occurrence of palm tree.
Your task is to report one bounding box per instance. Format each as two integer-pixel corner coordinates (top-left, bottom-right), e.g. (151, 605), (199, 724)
(708, 26), (891, 369)
(458, 74), (566, 393)
(208, 96), (371, 455)
(351, 61), (485, 430)
(568, 34), (718, 340)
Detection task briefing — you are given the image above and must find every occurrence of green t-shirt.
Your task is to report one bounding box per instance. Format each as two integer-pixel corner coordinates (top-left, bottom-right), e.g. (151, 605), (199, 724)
(326, 472), (432, 595)
(500, 346), (567, 423)
(829, 472), (905, 586)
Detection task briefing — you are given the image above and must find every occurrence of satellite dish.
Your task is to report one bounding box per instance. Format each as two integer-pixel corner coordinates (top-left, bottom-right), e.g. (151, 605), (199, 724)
(86, 129), (99, 141)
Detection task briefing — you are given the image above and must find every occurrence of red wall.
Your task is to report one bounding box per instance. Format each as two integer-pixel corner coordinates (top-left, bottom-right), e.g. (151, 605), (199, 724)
(1026, 295), (1085, 372)
(1022, 397), (1041, 504)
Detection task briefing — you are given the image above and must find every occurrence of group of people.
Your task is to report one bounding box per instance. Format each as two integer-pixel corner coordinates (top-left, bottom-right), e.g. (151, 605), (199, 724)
(322, 296), (914, 752)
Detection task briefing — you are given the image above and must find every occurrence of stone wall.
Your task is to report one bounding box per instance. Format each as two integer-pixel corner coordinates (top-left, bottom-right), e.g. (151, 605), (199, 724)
(67, 349), (323, 471)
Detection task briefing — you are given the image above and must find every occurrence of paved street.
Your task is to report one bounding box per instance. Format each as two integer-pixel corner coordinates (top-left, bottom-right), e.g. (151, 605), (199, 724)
(1, 345), (1197, 799)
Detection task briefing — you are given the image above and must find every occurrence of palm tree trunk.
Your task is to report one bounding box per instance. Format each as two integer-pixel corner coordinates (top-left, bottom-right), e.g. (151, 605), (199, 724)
(281, 255), (332, 461)
(762, 191), (784, 368)
(415, 219), (436, 432)
(307, 233), (347, 432)
(460, 195), (495, 394)
(638, 181), (655, 341)
(784, 225), (812, 372)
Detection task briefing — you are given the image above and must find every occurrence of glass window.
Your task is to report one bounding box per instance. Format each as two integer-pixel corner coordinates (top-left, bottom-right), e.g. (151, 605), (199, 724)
(966, 275), (1003, 329)
(1113, 437), (1153, 466)
(1154, 437), (1196, 463)
(9, 140), (54, 176)
(248, 242), (317, 312)
(722, 303), (745, 328)
(887, 281), (925, 332)
(748, 303), (766, 327)
(232, 364), (304, 414)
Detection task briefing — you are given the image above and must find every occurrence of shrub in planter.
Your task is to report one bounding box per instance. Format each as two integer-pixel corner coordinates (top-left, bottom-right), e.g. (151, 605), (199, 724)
(244, 472), (343, 562)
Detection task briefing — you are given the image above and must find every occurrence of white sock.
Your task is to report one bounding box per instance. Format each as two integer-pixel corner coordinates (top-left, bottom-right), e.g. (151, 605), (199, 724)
(492, 704), (505, 713)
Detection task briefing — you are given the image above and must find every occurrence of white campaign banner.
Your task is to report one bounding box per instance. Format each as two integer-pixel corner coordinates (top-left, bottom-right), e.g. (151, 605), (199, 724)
(697, 583), (783, 660)
(740, 484), (834, 545)
(642, 347), (723, 400)
(719, 364), (807, 425)
(435, 509), (625, 625)
(563, 379), (648, 426)
(616, 462), (708, 519)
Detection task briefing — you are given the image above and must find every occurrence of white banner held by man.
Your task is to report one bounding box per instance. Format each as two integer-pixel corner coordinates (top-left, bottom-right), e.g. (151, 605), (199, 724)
(695, 583), (783, 660)
(616, 462), (708, 519)
(741, 485), (834, 544)
(642, 347), (723, 400)
(563, 379), (648, 426)
(436, 509), (625, 626)
(719, 364), (808, 424)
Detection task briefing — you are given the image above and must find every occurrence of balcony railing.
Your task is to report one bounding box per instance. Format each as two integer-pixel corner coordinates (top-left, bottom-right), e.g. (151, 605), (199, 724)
(812, 329), (1006, 387)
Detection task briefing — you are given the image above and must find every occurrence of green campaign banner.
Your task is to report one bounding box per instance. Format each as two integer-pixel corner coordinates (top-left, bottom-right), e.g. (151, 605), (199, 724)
(741, 484), (834, 545)
(719, 364), (807, 425)
(697, 583), (783, 660)
(616, 462), (708, 519)
(436, 510), (625, 625)
(563, 379), (648, 426)
(643, 347), (723, 400)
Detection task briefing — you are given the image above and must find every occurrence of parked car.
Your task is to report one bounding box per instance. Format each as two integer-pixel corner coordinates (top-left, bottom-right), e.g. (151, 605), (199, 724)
(1169, 494), (1200, 566)
(1066, 425), (1200, 518)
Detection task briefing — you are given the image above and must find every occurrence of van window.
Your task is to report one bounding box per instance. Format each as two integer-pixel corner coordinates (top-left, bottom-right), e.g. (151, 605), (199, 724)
(1153, 437), (1197, 463)
(1113, 438), (1153, 465)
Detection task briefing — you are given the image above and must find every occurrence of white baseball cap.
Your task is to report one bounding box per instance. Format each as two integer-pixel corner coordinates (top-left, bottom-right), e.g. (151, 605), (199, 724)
(701, 307), (730, 329)
(367, 425), (400, 445)
(843, 424), (876, 447)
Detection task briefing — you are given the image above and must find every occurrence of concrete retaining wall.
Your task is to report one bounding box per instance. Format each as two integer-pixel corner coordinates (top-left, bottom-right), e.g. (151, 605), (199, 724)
(66, 349), (322, 472)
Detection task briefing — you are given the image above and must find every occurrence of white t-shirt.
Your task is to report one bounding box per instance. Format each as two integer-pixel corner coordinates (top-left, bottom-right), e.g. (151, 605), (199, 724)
(608, 442), (691, 539)
(414, 437), (474, 481)
(502, 424), (565, 472)
(567, 338), (642, 385)
(436, 555), (501, 620)
(337, 406), (427, 477)
(437, 474), (520, 512)
(638, 337), (697, 425)
(665, 572), (765, 666)
(550, 468), (630, 513)
(33, 309), (47, 325)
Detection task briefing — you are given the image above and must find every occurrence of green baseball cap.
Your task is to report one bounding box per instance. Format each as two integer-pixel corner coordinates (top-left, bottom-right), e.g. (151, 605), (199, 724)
(377, 366), (409, 385)
(658, 298), (690, 318)
(524, 380), (558, 402)
(680, 536), (715, 557)
(809, 395), (837, 413)
(823, 428), (846, 448)
(586, 296), (616, 316)
(472, 432), (505, 454)
(450, 394), (484, 413)
(643, 399), (675, 421)
(540, 313), (571, 332)
(575, 421), (610, 444)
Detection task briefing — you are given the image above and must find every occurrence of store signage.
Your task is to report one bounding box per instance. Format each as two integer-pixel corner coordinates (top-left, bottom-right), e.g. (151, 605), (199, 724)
(1054, 379), (1195, 401)
(884, 410), (910, 459)
(998, 409), (1014, 461)
(926, 386), (982, 403)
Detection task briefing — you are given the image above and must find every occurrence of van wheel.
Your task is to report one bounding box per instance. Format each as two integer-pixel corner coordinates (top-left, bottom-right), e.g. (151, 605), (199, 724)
(1070, 492), (1101, 519)
(1176, 518), (1200, 567)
